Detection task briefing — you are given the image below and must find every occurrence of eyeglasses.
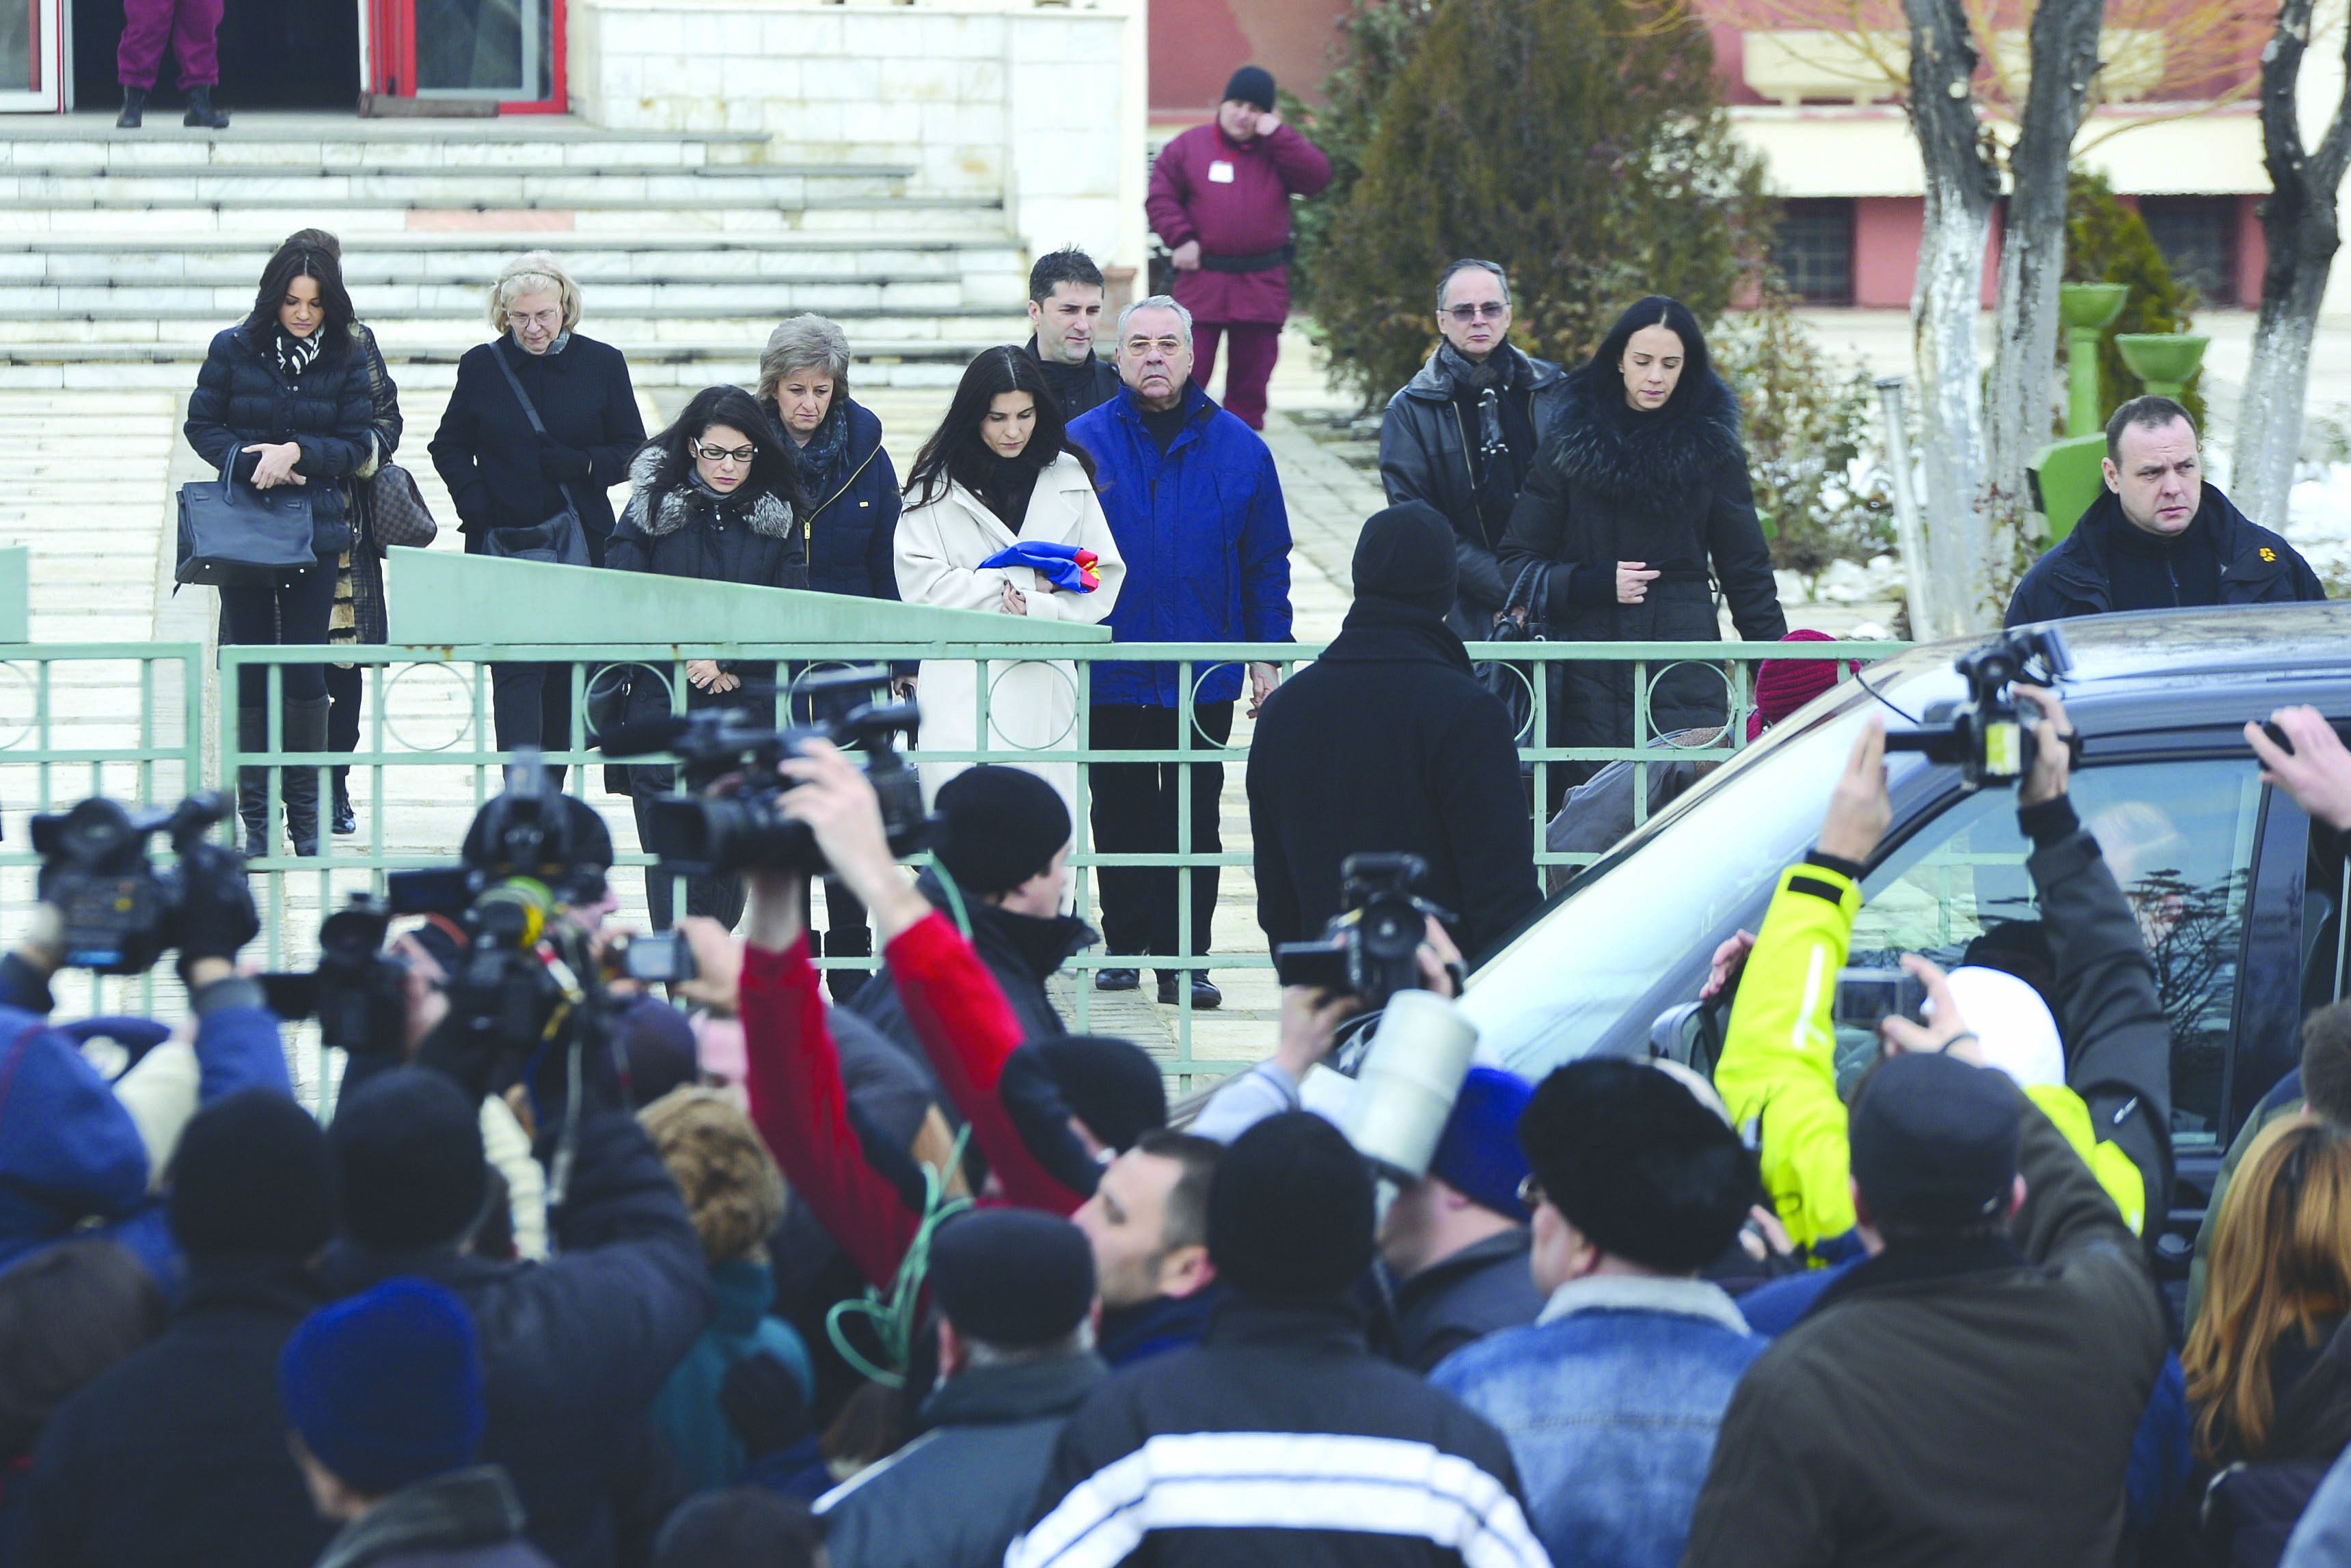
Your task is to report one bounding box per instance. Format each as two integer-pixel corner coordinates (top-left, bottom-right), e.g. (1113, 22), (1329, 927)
(694, 443), (758, 463)
(1445, 303), (1508, 322)
(1517, 1174), (1543, 1211)
(1124, 336), (1186, 356)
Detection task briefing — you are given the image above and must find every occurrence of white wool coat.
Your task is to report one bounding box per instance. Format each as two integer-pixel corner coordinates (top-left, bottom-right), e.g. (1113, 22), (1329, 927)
(894, 452), (1126, 812)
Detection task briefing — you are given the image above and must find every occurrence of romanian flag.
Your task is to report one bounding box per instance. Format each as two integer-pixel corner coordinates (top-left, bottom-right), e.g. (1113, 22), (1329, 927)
(979, 540), (1102, 593)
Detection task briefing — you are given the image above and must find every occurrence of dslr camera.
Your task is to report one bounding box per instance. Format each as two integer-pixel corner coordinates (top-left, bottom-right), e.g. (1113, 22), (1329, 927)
(1884, 625), (2074, 788)
(31, 793), (234, 974)
(606, 666), (930, 877)
(1273, 852), (1453, 1014)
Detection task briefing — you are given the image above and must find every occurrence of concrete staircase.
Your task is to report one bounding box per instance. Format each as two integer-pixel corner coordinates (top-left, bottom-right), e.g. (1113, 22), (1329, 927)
(0, 114), (1034, 389)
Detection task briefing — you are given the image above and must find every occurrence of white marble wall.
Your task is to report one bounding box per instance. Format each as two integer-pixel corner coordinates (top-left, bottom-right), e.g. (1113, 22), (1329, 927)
(570, 0), (1148, 286)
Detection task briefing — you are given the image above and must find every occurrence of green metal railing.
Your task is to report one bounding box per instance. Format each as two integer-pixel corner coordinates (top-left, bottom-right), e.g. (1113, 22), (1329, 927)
(208, 635), (1896, 1084)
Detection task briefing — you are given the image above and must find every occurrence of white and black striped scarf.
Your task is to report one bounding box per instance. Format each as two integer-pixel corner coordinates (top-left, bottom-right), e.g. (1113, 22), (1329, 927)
(275, 328), (324, 378)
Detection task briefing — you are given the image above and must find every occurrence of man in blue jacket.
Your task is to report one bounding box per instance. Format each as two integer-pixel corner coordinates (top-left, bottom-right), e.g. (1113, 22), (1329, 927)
(1067, 296), (1294, 1010)
(0, 848), (289, 1286)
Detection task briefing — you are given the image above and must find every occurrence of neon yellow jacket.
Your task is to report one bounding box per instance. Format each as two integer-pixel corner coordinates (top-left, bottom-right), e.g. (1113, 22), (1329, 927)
(1715, 861), (2145, 1255)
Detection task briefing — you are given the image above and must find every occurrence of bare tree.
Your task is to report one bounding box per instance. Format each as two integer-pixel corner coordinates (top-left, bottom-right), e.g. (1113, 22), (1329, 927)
(2233, 0), (2351, 534)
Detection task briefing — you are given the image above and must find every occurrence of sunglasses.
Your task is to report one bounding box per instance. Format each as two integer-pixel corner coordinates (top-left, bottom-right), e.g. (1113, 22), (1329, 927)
(1445, 303), (1508, 322)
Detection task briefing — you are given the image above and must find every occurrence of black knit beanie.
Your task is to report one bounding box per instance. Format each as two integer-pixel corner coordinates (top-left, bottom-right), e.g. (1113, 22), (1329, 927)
(1208, 1112), (1374, 1300)
(928, 1209), (1096, 1348)
(1519, 1058), (1756, 1274)
(1352, 503), (1459, 618)
(169, 1088), (336, 1261)
(934, 766), (1072, 898)
(1223, 66), (1276, 111)
(1037, 1036), (1167, 1152)
(328, 1069), (488, 1252)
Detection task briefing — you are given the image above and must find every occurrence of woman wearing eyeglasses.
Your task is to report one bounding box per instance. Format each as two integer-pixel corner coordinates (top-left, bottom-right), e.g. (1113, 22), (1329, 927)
(1379, 259), (1572, 641)
(609, 385), (808, 928)
(1497, 295), (1786, 803)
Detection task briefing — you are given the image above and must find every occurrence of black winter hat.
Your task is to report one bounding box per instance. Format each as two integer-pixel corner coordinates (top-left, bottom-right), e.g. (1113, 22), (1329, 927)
(1849, 1052), (2022, 1230)
(1208, 1111), (1374, 1300)
(1036, 1036), (1167, 1153)
(328, 1069), (488, 1252)
(616, 994), (701, 1110)
(1519, 1058), (1756, 1274)
(1223, 66), (1276, 111)
(168, 1088), (336, 1261)
(928, 1209), (1096, 1349)
(934, 766), (1072, 898)
(1352, 503), (1459, 619)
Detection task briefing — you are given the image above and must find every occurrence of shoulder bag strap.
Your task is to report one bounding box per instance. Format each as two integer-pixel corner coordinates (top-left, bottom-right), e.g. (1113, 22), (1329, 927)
(489, 344), (577, 514)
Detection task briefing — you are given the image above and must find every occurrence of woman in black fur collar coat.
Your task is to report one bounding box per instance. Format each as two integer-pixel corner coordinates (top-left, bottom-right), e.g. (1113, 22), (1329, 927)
(1498, 296), (1786, 794)
(608, 384), (808, 928)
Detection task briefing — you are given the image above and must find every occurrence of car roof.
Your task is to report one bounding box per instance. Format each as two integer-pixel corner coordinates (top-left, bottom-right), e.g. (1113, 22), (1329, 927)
(1999, 602), (2351, 693)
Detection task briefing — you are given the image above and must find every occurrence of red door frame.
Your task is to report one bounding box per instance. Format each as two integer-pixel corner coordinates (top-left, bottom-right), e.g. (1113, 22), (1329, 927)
(366, 0), (566, 113)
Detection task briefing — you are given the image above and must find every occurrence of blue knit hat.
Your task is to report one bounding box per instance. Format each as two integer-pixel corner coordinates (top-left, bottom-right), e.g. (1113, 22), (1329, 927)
(280, 1278), (485, 1496)
(1428, 1067), (1534, 1219)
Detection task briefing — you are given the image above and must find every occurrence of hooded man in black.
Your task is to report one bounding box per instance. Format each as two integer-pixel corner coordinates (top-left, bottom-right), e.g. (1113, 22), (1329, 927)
(1246, 501), (1541, 963)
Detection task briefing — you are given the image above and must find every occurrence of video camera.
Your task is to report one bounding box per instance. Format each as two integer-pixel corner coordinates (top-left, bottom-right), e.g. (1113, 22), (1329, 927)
(1883, 625), (2074, 788)
(31, 793), (234, 974)
(260, 896), (410, 1056)
(1273, 852), (1454, 1015)
(603, 666), (929, 877)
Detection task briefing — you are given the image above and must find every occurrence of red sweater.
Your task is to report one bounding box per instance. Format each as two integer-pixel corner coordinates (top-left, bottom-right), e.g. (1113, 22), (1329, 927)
(739, 912), (1085, 1290)
(1145, 121), (1333, 325)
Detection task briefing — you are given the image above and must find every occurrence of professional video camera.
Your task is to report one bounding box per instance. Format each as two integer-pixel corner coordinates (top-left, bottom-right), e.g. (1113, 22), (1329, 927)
(30, 793), (234, 974)
(260, 895), (409, 1057)
(1273, 852), (1455, 1015)
(602, 666), (930, 877)
(1882, 625), (2074, 788)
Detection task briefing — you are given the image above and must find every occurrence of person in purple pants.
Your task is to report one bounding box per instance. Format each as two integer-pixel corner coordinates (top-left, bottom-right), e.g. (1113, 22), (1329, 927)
(115, 0), (228, 131)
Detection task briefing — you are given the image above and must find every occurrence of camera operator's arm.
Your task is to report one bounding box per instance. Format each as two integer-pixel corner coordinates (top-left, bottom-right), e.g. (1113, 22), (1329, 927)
(2014, 686), (2172, 1238)
(1714, 721), (1887, 1255)
(0, 905), (66, 1014)
(2248, 706), (2351, 837)
(779, 743), (1087, 1213)
(739, 870), (925, 1289)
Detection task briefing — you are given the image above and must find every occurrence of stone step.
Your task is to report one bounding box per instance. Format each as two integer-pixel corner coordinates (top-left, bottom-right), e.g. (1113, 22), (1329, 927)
(0, 120), (780, 169)
(0, 277), (1009, 315)
(0, 167), (912, 207)
(0, 342), (994, 389)
(0, 307), (1029, 346)
(0, 241), (1028, 286)
(4, 201), (1011, 235)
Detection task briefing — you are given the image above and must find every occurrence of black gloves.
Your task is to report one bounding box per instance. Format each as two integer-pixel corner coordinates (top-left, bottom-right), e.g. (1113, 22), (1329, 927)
(720, 1352), (814, 1461)
(539, 441), (594, 483)
(172, 840), (260, 964)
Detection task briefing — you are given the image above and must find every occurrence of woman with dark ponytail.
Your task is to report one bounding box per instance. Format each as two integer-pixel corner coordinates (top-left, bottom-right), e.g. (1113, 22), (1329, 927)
(895, 347), (1124, 814)
(1497, 296), (1785, 797)
(609, 385), (808, 929)
(184, 237), (375, 856)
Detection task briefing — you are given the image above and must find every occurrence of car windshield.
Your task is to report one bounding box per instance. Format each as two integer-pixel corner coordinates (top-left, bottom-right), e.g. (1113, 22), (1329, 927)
(1463, 651), (1956, 1077)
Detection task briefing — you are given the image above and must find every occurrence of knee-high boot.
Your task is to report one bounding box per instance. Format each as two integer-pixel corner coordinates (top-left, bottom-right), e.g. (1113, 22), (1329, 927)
(236, 704), (271, 857)
(282, 696), (331, 857)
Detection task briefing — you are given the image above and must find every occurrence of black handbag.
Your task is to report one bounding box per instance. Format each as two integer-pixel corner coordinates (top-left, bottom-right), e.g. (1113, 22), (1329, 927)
(487, 346), (593, 568)
(175, 454), (317, 586)
(1481, 560), (1552, 748)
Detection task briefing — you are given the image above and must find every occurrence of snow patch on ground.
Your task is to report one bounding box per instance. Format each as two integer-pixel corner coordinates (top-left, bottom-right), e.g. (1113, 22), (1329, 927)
(1776, 555), (1907, 606)
(2287, 461), (2351, 592)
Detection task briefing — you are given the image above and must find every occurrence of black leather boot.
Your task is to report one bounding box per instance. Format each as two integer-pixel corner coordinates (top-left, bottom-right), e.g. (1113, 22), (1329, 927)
(236, 704), (271, 857)
(183, 85), (228, 128)
(282, 696), (331, 856)
(332, 769), (356, 836)
(116, 88), (146, 128)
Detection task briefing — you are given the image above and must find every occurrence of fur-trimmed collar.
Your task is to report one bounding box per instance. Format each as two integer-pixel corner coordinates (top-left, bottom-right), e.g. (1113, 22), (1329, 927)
(1547, 367), (1743, 510)
(622, 445), (797, 539)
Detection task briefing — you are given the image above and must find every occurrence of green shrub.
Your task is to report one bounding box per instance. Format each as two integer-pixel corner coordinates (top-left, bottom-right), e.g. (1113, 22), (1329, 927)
(1308, 0), (1771, 407)
(2064, 169), (2205, 430)
(1712, 291), (1895, 573)
(1287, 0), (1437, 323)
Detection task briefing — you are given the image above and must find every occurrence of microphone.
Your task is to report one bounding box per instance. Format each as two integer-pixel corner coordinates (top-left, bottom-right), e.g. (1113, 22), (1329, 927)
(597, 716), (692, 758)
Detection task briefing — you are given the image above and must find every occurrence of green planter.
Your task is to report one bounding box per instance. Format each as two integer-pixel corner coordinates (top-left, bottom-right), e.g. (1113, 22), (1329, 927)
(2113, 333), (2210, 400)
(2060, 284), (2130, 438)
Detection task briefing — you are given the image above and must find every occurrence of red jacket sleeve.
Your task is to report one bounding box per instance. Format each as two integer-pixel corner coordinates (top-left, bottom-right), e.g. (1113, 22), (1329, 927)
(1145, 130), (1199, 249)
(739, 939), (920, 1289)
(886, 912), (1087, 1216)
(1260, 124), (1333, 197)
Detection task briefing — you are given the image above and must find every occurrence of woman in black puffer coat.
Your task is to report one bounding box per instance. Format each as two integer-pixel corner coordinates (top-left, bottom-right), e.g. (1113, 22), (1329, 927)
(1497, 295), (1785, 799)
(184, 236), (377, 856)
(608, 385), (809, 930)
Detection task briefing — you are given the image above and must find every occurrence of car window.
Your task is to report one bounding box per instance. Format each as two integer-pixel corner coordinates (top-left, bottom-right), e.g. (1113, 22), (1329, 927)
(1849, 760), (2261, 1150)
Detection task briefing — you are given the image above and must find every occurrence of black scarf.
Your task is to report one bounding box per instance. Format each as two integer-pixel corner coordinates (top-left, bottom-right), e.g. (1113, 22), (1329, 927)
(957, 447), (1047, 532)
(275, 327), (323, 378)
(793, 400), (852, 501)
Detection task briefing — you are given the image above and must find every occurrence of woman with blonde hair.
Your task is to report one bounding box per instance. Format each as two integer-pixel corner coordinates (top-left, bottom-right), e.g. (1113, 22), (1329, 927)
(2183, 1114), (2351, 1556)
(429, 250), (644, 786)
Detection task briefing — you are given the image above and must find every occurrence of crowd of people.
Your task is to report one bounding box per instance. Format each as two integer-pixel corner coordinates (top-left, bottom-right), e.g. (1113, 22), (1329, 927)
(31, 57), (2344, 1568)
